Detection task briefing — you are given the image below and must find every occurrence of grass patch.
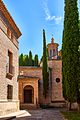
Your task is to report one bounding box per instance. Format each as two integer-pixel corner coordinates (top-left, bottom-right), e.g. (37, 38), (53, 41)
(61, 111), (80, 120)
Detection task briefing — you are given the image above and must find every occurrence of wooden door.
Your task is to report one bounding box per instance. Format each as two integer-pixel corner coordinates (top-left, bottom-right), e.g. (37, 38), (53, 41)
(24, 90), (32, 103)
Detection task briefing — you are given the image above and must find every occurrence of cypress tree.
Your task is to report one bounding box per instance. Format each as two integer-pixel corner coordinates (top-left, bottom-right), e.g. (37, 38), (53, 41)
(26, 55), (29, 66)
(76, 20), (80, 111)
(23, 55), (29, 66)
(79, 21), (80, 30)
(34, 54), (39, 66)
(62, 0), (80, 110)
(28, 51), (33, 66)
(42, 29), (48, 98)
(19, 53), (24, 66)
(23, 55), (26, 66)
(32, 59), (34, 66)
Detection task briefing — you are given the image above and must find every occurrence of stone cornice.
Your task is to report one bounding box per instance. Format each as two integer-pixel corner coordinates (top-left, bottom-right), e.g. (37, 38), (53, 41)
(0, 0), (22, 39)
(47, 43), (59, 47)
(19, 66), (42, 69)
(0, 27), (19, 49)
(18, 75), (40, 79)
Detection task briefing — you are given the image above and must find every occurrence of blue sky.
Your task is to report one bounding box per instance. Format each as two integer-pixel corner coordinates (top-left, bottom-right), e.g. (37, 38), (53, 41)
(3, 0), (80, 59)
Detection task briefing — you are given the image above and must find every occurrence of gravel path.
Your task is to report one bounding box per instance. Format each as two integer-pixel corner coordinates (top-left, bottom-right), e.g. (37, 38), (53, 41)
(16, 109), (64, 120)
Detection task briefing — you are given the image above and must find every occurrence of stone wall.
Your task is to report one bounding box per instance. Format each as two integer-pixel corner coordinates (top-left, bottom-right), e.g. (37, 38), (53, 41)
(19, 67), (43, 104)
(19, 67), (42, 80)
(0, 19), (19, 115)
(18, 77), (39, 105)
(19, 62), (64, 106)
(48, 60), (64, 102)
(0, 100), (19, 116)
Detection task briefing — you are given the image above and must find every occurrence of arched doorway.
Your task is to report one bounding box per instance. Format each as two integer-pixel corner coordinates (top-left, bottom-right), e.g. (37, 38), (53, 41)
(24, 85), (34, 104)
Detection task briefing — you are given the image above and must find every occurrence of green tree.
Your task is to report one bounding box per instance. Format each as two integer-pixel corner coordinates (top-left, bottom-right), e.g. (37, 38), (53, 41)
(19, 53), (24, 66)
(28, 51), (33, 66)
(77, 20), (80, 111)
(32, 59), (34, 66)
(23, 55), (29, 66)
(42, 29), (48, 98)
(62, 0), (80, 110)
(26, 55), (29, 66)
(23, 55), (26, 66)
(34, 54), (39, 66)
(79, 20), (80, 30)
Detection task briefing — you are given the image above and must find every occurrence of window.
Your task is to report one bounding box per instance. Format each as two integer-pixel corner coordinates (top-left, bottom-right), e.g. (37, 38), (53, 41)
(50, 49), (52, 57)
(7, 28), (11, 39)
(53, 49), (55, 56)
(8, 50), (13, 74)
(56, 78), (60, 83)
(11, 33), (14, 42)
(7, 85), (13, 100)
(6, 50), (14, 79)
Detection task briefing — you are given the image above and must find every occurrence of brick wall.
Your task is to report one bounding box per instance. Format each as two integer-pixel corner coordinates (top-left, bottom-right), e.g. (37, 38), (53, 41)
(19, 67), (42, 80)
(18, 77), (39, 105)
(0, 19), (19, 115)
(19, 61), (64, 105)
(48, 60), (64, 102)
(19, 67), (44, 104)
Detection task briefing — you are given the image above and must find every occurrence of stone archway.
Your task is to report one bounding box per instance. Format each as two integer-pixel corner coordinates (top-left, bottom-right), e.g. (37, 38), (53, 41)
(24, 85), (34, 104)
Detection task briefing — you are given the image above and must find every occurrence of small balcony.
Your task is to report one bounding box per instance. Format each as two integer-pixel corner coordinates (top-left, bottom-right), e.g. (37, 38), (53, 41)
(6, 63), (14, 79)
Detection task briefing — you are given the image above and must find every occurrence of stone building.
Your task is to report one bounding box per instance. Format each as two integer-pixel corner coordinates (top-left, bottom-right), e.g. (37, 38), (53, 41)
(18, 67), (42, 109)
(18, 37), (65, 109)
(0, 0), (21, 115)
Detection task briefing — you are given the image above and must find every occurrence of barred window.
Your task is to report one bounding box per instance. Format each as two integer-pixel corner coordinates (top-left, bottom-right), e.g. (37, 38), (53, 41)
(7, 85), (13, 100)
(8, 50), (13, 74)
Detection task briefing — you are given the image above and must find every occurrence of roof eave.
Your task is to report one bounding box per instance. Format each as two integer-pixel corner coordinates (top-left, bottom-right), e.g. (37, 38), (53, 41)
(0, 0), (22, 39)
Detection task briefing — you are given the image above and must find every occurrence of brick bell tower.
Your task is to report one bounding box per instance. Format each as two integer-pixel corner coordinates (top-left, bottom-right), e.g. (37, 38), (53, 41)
(47, 37), (59, 60)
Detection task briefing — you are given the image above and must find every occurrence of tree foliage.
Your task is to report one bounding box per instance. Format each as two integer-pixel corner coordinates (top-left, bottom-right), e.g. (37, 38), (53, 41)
(42, 29), (48, 98)
(79, 20), (80, 31)
(19, 53), (24, 66)
(34, 54), (39, 66)
(19, 51), (39, 66)
(62, 0), (80, 108)
(28, 51), (33, 66)
(23, 55), (29, 66)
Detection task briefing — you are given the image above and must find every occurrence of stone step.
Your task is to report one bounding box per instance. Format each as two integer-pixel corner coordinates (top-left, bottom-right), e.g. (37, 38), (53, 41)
(21, 117), (42, 120)
(0, 110), (31, 120)
(49, 101), (66, 108)
(0, 116), (16, 120)
(20, 104), (40, 110)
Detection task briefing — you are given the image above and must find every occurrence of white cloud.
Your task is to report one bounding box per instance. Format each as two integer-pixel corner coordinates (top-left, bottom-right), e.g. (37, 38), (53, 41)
(54, 16), (62, 24)
(43, 0), (62, 24)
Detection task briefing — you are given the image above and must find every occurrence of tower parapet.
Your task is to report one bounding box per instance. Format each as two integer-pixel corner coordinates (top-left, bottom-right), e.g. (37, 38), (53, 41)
(47, 37), (59, 60)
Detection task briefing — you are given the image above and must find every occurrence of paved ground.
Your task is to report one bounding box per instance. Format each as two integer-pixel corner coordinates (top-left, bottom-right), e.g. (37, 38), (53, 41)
(16, 109), (64, 120)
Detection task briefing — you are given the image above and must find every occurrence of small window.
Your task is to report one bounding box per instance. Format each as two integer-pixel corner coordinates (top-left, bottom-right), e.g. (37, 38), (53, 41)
(6, 51), (14, 79)
(8, 50), (13, 74)
(7, 85), (13, 100)
(56, 78), (60, 83)
(7, 28), (11, 38)
(8, 50), (12, 63)
(11, 33), (14, 41)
